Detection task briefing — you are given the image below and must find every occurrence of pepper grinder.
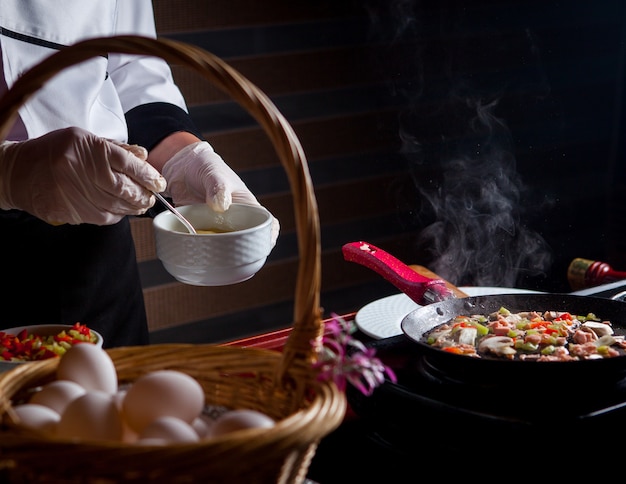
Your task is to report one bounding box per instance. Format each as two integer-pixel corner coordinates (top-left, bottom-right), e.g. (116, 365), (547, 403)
(567, 258), (626, 290)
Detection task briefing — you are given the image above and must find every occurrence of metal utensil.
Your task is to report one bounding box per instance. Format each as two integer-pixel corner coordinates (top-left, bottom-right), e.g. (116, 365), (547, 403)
(152, 192), (197, 235)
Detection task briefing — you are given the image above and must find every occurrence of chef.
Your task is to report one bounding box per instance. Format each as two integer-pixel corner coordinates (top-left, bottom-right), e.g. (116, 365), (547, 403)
(0, 0), (278, 347)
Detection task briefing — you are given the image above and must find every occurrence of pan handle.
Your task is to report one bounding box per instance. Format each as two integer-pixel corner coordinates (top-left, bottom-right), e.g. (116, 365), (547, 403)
(342, 241), (456, 304)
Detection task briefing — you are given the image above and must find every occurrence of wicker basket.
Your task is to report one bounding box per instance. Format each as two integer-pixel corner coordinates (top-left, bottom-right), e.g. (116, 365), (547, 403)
(0, 36), (346, 483)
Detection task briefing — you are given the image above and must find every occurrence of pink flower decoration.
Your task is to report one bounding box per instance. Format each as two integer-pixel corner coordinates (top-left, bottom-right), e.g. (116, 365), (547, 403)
(313, 314), (396, 395)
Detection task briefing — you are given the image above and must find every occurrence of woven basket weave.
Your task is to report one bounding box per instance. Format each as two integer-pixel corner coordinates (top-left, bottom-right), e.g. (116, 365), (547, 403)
(0, 36), (346, 483)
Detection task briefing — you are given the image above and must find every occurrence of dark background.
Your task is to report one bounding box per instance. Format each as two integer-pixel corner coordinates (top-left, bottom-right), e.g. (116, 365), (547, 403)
(144, 0), (626, 343)
(363, 0), (626, 293)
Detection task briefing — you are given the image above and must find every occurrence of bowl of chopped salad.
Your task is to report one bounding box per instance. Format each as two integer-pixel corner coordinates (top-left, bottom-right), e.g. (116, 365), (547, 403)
(0, 323), (103, 372)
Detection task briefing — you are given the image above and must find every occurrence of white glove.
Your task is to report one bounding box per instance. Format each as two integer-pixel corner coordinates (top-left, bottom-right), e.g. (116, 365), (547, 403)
(161, 141), (280, 246)
(0, 127), (166, 225)
(161, 141), (258, 209)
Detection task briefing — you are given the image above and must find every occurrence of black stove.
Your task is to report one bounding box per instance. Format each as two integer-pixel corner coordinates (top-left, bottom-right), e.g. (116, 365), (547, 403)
(348, 333), (626, 442)
(308, 282), (626, 482)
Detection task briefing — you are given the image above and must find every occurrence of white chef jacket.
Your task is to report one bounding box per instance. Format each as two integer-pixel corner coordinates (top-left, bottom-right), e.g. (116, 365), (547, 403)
(0, 0), (193, 144)
(0, 1), (202, 347)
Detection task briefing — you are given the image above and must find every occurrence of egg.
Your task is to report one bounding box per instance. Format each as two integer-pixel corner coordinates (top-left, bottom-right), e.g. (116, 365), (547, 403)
(56, 391), (123, 442)
(11, 403), (60, 435)
(56, 343), (117, 394)
(112, 389), (126, 409)
(191, 414), (214, 439)
(122, 370), (204, 433)
(113, 389), (138, 443)
(138, 416), (199, 444)
(210, 409), (275, 437)
(29, 380), (86, 414)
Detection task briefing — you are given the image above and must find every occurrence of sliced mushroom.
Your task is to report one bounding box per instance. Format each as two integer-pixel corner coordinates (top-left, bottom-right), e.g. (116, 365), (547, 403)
(582, 321), (614, 338)
(478, 335), (516, 358)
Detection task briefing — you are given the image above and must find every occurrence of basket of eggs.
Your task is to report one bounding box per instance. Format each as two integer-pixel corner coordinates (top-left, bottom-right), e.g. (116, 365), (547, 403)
(0, 36), (347, 483)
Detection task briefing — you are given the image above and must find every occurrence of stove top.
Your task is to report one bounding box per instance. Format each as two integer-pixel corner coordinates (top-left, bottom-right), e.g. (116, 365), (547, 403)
(308, 283), (626, 482)
(349, 339), (626, 437)
(346, 281), (626, 455)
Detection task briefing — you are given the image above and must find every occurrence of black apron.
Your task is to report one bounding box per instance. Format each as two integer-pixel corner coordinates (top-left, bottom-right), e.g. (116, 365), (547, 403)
(0, 210), (149, 348)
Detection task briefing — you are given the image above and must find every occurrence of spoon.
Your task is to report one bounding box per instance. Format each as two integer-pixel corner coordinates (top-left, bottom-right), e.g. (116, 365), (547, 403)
(152, 192), (197, 235)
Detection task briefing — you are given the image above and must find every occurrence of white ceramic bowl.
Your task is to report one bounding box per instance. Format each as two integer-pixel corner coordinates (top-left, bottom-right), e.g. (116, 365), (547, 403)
(0, 324), (104, 372)
(153, 203), (273, 286)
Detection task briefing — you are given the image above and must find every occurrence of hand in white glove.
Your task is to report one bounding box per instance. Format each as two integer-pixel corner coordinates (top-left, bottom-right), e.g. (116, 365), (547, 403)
(161, 141), (258, 209)
(161, 141), (279, 246)
(0, 127), (166, 225)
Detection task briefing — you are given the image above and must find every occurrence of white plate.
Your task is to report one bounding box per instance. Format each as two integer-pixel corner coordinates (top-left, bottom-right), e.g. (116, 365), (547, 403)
(355, 287), (542, 340)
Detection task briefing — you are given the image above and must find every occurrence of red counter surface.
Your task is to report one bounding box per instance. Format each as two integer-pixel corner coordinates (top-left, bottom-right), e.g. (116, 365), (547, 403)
(220, 312), (357, 351)
(220, 264), (464, 351)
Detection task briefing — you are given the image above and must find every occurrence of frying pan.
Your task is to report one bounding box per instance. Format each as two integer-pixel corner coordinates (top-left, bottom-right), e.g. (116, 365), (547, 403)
(401, 292), (626, 386)
(343, 241), (626, 387)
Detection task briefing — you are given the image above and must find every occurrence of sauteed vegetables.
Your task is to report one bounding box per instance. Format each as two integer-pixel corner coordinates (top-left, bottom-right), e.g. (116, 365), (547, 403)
(0, 323), (97, 362)
(423, 307), (626, 361)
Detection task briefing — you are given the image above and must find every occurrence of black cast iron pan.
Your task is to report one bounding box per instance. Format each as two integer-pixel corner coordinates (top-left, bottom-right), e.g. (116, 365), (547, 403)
(401, 292), (626, 386)
(343, 241), (626, 387)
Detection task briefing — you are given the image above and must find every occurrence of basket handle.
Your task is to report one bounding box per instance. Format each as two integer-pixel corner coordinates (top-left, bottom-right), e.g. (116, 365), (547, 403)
(0, 36), (323, 379)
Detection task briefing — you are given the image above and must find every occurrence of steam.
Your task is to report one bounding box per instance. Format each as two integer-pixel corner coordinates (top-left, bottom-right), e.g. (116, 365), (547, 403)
(401, 93), (552, 287)
(372, 0), (555, 287)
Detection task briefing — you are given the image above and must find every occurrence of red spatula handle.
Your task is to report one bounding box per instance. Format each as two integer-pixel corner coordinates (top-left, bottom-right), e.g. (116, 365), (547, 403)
(342, 241), (456, 304)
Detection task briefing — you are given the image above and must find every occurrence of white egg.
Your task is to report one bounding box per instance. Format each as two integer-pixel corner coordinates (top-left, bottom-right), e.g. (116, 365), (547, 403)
(113, 389), (139, 443)
(138, 416), (199, 444)
(56, 343), (118, 394)
(112, 389), (127, 410)
(57, 391), (123, 442)
(11, 403), (60, 435)
(122, 370), (204, 433)
(29, 380), (86, 414)
(191, 414), (214, 439)
(210, 409), (275, 437)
